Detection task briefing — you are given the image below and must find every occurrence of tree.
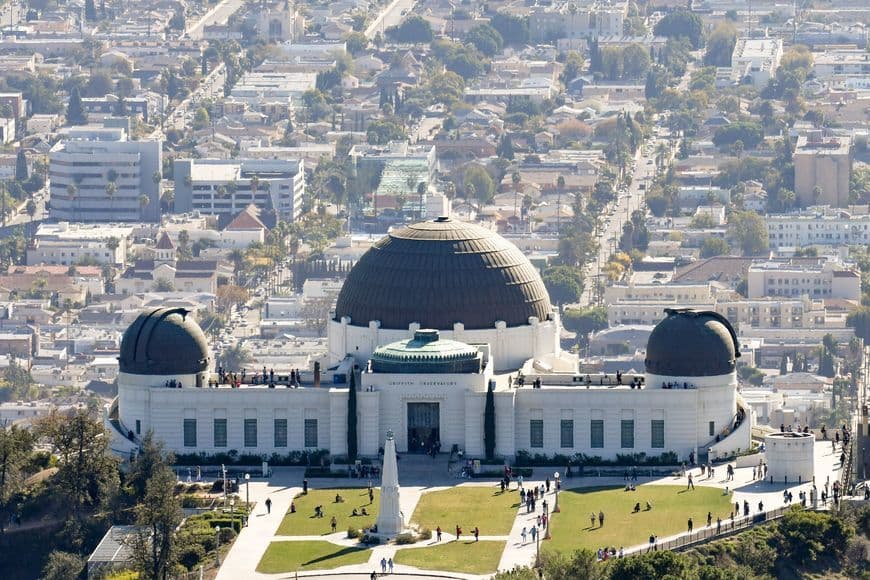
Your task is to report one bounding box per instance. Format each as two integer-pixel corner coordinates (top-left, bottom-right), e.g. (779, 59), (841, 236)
(466, 24), (503, 57)
(217, 343), (251, 370)
(653, 11), (704, 49)
(541, 265), (583, 306)
(42, 551), (85, 580)
(727, 210), (769, 256)
(347, 370), (358, 461)
(385, 15), (433, 43)
(84, 0), (97, 21)
(561, 51), (584, 85)
(780, 353), (789, 375)
(366, 120), (406, 145)
(622, 43), (651, 80)
(705, 22), (737, 66)
(85, 72), (114, 97)
(463, 165), (495, 206)
(713, 122), (764, 151)
(193, 107), (210, 130)
(700, 237), (730, 258)
(153, 278), (174, 292)
(216, 284), (250, 312)
(14, 149), (28, 181)
(345, 32), (369, 56)
(37, 408), (119, 522)
(129, 448), (182, 580)
(483, 382), (495, 460)
(490, 12), (529, 46)
(847, 306), (870, 342)
(66, 86), (86, 126)
(0, 425), (34, 535)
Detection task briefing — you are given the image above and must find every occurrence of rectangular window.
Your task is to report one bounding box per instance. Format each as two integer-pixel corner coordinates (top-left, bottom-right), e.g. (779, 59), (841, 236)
(135, 419), (140, 435)
(560, 419), (574, 448)
(651, 420), (665, 449)
(530, 419), (544, 448)
(304, 419), (318, 448)
(621, 420), (635, 449)
(274, 419), (287, 448)
(213, 419), (227, 448)
(244, 418), (258, 447)
(709, 421), (715, 437)
(183, 418), (197, 447)
(590, 420), (604, 448)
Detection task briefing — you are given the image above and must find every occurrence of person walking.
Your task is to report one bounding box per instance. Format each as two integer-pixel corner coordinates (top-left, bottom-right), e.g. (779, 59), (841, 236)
(707, 512), (712, 527)
(388, 558), (393, 573)
(716, 516), (722, 534)
(455, 524), (461, 540)
(647, 534), (655, 553)
(474, 526), (480, 542)
(687, 517), (693, 533)
(687, 474), (695, 490)
(331, 516), (337, 533)
(530, 525), (537, 542)
(436, 525), (442, 541)
(265, 497), (272, 514)
(598, 511), (605, 527)
(590, 512), (596, 528)
(521, 526), (527, 544)
(380, 557), (387, 573)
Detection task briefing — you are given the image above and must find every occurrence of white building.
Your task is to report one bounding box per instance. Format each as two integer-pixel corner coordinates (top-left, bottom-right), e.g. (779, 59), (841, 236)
(173, 158), (305, 221)
(27, 222), (133, 266)
(746, 259), (861, 300)
(49, 127), (162, 222)
(767, 206), (870, 249)
(731, 37), (783, 88)
(112, 219), (751, 462)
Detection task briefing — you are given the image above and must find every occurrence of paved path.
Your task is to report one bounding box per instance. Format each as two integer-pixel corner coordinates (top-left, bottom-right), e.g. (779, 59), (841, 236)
(217, 442), (845, 578)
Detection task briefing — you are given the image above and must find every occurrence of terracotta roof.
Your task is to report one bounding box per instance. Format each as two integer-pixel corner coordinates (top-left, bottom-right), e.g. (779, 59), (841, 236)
(155, 232), (176, 250)
(225, 205), (267, 232)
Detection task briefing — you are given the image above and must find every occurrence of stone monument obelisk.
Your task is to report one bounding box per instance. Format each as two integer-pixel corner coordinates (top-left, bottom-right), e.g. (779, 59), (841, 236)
(375, 430), (404, 536)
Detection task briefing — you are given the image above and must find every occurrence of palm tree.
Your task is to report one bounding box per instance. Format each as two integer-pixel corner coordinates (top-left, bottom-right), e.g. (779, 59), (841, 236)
(139, 194), (150, 220)
(416, 181), (427, 219)
(512, 171), (522, 220)
(66, 183), (78, 221)
(105, 181), (118, 216)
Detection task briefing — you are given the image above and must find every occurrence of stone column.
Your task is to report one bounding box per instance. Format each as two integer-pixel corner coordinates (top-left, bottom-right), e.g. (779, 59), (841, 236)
(376, 430), (404, 536)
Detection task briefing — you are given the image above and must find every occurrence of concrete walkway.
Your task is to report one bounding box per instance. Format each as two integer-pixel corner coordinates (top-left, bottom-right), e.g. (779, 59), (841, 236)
(216, 442), (846, 579)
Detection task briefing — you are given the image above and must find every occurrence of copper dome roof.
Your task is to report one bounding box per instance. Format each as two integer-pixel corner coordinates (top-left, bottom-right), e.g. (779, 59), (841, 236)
(119, 308), (211, 375)
(334, 217), (552, 330)
(644, 309), (740, 377)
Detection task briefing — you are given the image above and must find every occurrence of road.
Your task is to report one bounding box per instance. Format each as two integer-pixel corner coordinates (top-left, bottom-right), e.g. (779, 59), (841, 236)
(577, 143), (657, 307)
(184, 0), (245, 40)
(149, 62), (226, 139)
(364, 0), (417, 39)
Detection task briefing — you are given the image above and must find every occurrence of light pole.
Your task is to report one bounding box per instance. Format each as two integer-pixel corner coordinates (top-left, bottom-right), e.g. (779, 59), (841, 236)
(215, 526), (221, 566)
(553, 471), (560, 513)
(230, 498), (235, 516)
(245, 473), (250, 526)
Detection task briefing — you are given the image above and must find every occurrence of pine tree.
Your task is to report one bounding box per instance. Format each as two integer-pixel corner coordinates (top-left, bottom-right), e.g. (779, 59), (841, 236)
(201, 53), (208, 76)
(15, 149), (28, 181)
(484, 381), (495, 460)
(347, 369), (358, 460)
(84, 0), (97, 21)
(66, 86), (86, 126)
(779, 353), (789, 375)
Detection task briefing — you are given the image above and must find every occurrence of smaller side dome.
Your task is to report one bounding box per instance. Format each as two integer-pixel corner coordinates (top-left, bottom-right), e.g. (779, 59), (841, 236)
(645, 309), (740, 377)
(371, 329), (482, 374)
(119, 308), (211, 376)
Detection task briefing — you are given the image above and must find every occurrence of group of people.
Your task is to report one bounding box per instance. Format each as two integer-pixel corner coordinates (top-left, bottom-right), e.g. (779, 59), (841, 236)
(163, 379), (183, 388)
(597, 546), (624, 560)
(661, 381), (695, 390)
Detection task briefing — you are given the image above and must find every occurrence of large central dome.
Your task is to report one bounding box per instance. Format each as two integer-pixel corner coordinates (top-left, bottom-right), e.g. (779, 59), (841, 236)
(335, 217), (552, 330)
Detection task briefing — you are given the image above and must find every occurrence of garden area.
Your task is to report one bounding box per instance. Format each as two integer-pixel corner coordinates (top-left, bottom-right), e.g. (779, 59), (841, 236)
(410, 485), (518, 535)
(276, 487), (380, 536)
(393, 540), (506, 575)
(256, 541), (371, 573)
(546, 484), (733, 553)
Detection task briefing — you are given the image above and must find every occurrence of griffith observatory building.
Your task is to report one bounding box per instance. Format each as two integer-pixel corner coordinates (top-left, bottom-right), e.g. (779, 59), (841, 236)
(112, 218), (752, 461)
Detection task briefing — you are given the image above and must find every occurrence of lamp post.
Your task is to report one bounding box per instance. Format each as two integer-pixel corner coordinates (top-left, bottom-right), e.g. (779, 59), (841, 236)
(215, 526), (221, 566)
(230, 498), (235, 516)
(553, 471), (560, 513)
(245, 473), (250, 526)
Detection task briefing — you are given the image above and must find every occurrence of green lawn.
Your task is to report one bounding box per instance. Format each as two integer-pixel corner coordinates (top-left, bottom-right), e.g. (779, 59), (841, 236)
(546, 485), (733, 553)
(276, 488), (380, 536)
(256, 541), (371, 573)
(410, 486), (518, 535)
(393, 540), (505, 575)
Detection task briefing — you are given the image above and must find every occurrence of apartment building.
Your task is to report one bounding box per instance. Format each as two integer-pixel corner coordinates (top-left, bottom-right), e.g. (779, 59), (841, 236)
(173, 158), (305, 221)
(528, 1), (628, 43)
(747, 259), (861, 300)
(27, 222), (133, 266)
(49, 127), (162, 222)
(731, 38), (783, 88)
(794, 131), (852, 208)
(766, 206), (870, 249)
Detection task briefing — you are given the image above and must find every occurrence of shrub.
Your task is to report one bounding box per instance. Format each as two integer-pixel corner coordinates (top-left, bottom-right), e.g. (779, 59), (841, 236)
(395, 532), (416, 545)
(361, 534), (381, 545)
(347, 526), (361, 539)
(177, 543), (205, 570)
(419, 528), (432, 540)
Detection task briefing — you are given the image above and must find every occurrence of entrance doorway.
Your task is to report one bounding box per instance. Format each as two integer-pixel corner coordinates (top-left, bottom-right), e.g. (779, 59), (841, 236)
(407, 402), (440, 454)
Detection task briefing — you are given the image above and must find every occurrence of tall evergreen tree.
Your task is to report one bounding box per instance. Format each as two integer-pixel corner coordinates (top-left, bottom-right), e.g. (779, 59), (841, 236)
(347, 369), (358, 460)
(84, 0), (97, 21)
(779, 353), (789, 375)
(14, 149), (28, 181)
(484, 381), (496, 460)
(66, 86), (86, 126)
